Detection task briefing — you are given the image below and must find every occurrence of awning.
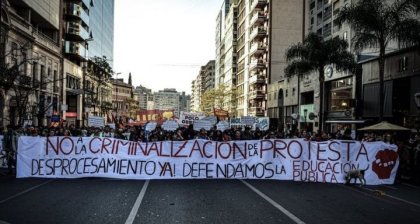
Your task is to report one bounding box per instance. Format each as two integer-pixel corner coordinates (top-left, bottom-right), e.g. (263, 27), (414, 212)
(358, 121), (410, 131)
(325, 120), (367, 124)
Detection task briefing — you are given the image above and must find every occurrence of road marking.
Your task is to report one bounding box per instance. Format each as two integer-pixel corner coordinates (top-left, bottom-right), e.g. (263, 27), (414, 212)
(0, 180), (54, 204)
(344, 185), (420, 208)
(241, 180), (305, 224)
(381, 185), (398, 190)
(402, 183), (420, 190)
(125, 180), (150, 224)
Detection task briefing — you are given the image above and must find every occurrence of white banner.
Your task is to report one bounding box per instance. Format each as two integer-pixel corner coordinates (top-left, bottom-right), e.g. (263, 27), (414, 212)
(200, 116), (217, 125)
(88, 116), (105, 128)
(178, 111), (205, 126)
(254, 117), (270, 131)
(17, 137), (399, 185)
(241, 116), (255, 125)
(230, 117), (270, 131)
(193, 120), (213, 131)
(216, 121), (230, 131)
(145, 122), (157, 131)
(162, 120), (179, 131)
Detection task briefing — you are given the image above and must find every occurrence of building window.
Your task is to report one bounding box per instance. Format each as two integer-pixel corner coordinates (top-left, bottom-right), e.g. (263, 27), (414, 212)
(328, 77), (352, 112)
(399, 56), (408, 72)
(343, 31), (348, 40)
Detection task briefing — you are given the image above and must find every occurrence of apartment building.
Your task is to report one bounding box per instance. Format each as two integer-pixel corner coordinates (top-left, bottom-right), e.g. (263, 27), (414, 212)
(215, 0), (238, 116)
(190, 60), (215, 112)
(153, 88), (180, 117)
(215, 0), (304, 120)
(1, 0), (62, 127)
(112, 78), (133, 122)
(62, 0), (114, 127)
(135, 85), (153, 110)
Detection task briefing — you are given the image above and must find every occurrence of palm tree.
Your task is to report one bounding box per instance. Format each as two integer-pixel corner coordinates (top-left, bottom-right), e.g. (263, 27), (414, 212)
(285, 33), (356, 131)
(337, 0), (420, 121)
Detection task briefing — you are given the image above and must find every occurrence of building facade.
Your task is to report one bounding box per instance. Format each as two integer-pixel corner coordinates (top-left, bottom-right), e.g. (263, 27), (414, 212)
(215, 0), (238, 116)
(190, 60), (215, 112)
(1, 0), (62, 127)
(214, 0), (305, 120)
(153, 88), (180, 117)
(62, 0), (114, 127)
(134, 85), (153, 110)
(112, 78), (133, 123)
(179, 91), (191, 114)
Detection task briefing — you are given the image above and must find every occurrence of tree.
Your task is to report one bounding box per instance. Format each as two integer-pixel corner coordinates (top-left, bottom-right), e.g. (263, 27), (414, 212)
(337, 0), (420, 121)
(284, 33), (356, 131)
(0, 43), (41, 126)
(88, 56), (113, 116)
(200, 84), (237, 115)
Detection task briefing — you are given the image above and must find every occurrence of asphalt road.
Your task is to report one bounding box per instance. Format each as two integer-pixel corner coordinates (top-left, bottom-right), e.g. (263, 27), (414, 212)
(1, 175), (420, 224)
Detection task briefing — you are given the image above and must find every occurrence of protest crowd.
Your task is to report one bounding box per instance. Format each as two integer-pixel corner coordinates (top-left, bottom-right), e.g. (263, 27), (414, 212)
(1, 123), (420, 184)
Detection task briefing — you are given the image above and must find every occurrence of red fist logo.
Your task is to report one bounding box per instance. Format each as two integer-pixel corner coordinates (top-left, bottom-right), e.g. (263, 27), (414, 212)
(372, 149), (398, 179)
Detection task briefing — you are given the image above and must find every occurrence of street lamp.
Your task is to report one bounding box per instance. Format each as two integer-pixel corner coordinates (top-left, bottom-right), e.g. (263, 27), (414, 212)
(82, 38), (93, 127)
(113, 72), (121, 123)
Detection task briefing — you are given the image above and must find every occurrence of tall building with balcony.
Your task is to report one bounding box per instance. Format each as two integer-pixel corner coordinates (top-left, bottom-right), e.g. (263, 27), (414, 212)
(216, 0), (304, 118)
(203, 60), (216, 91)
(190, 61), (216, 112)
(62, 0), (114, 127)
(153, 88), (180, 117)
(215, 0), (238, 116)
(179, 92), (191, 113)
(313, 0), (420, 132)
(1, 0), (62, 127)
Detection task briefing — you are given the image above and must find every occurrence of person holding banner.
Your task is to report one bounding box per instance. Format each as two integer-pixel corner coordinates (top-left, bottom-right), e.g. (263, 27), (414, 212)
(173, 129), (184, 141)
(195, 128), (210, 140)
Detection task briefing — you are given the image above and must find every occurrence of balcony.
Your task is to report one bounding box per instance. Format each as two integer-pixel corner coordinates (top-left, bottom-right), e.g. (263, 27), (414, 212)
(81, 0), (91, 9)
(64, 41), (87, 59)
(250, 27), (267, 40)
(250, 42), (266, 56)
(66, 22), (90, 41)
(250, 11), (267, 26)
(65, 3), (90, 26)
(249, 59), (266, 71)
(249, 90), (266, 100)
(250, 0), (268, 11)
(249, 74), (266, 85)
(248, 107), (265, 116)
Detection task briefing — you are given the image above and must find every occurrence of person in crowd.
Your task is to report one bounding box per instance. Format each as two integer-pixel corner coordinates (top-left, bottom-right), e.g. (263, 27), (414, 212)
(172, 129), (184, 141)
(340, 129), (353, 140)
(2, 125), (16, 175)
(103, 126), (114, 138)
(223, 130), (232, 141)
(195, 128), (210, 140)
(212, 130), (223, 141)
(232, 130), (242, 141)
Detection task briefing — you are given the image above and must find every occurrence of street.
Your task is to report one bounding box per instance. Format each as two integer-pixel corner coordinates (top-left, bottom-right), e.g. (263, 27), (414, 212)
(1, 176), (420, 224)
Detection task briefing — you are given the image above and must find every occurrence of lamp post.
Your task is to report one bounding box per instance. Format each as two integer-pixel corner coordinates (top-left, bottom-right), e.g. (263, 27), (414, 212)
(82, 38), (93, 127)
(303, 109), (308, 130)
(113, 72), (121, 125)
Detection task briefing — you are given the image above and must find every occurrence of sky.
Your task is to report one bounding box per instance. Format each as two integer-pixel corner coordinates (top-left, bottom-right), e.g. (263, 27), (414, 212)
(114, 0), (222, 95)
